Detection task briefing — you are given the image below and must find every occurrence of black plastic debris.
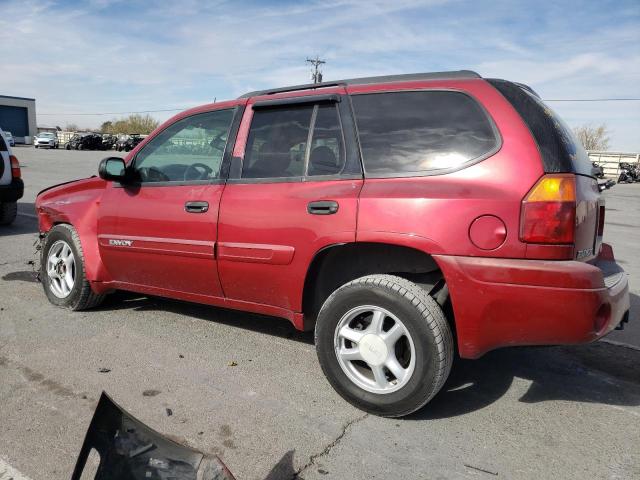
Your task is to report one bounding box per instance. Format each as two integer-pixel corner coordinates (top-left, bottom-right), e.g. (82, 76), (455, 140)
(71, 392), (235, 480)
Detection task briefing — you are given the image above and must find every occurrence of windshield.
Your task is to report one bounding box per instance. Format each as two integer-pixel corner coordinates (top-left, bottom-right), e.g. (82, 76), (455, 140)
(39, 132), (55, 138)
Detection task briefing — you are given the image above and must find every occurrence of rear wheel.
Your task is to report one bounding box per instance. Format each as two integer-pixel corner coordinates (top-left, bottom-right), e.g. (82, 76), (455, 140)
(315, 274), (453, 417)
(0, 202), (18, 225)
(41, 224), (105, 310)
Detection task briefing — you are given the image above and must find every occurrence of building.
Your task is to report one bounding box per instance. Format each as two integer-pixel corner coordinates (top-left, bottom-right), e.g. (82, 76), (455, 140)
(0, 95), (37, 144)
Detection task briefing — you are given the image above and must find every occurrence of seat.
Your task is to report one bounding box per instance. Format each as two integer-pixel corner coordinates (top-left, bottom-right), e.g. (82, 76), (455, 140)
(308, 145), (340, 176)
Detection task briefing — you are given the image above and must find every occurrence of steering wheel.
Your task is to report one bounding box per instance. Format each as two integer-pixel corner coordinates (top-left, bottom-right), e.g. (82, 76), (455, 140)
(184, 162), (213, 181)
(138, 166), (170, 182)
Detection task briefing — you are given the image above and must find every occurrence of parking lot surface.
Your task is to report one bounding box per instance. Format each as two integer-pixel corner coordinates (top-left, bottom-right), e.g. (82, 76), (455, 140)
(1, 147), (639, 479)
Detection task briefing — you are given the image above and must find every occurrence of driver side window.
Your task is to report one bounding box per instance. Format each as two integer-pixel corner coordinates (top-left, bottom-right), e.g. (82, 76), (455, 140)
(133, 109), (235, 183)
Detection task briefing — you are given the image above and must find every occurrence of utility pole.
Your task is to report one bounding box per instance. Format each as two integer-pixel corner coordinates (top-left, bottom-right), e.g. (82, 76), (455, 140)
(306, 56), (326, 83)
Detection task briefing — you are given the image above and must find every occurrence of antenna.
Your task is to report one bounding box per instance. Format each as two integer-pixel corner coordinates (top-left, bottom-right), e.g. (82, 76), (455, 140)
(306, 56), (326, 84)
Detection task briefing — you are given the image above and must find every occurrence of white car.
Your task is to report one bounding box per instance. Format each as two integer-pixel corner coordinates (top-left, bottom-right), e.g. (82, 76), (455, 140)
(34, 132), (59, 149)
(0, 128), (23, 225)
(4, 130), (15, 147)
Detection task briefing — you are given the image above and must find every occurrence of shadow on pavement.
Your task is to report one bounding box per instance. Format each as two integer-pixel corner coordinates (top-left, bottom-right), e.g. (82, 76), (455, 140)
(92, 290), (640, 420)
(97, 291), (315, 346)
(0, 202), (39, 236)
(410, 340), (640, 420)
(264, 450), (296, 480)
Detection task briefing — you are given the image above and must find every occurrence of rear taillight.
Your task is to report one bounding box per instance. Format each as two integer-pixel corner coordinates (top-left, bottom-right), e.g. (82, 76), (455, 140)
(520, 174), (576, 244)
(598, 205), (605, 236)
(9, 155), (21, 179)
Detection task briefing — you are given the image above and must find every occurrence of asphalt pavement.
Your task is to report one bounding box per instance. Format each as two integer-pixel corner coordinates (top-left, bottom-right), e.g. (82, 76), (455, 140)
(0, 146), (638, 480)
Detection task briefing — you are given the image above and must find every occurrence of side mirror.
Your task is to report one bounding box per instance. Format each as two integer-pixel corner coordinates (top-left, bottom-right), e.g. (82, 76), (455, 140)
(98, 157), (127, 182)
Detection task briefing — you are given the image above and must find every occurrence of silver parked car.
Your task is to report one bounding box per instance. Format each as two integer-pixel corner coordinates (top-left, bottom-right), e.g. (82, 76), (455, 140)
(3, 131), (15, 147)
(34, 132), (59, 149)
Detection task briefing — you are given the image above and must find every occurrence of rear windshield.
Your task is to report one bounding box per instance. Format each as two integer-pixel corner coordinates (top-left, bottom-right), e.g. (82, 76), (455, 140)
(488, 79), (593, 176)
(351, 91), (499, 176)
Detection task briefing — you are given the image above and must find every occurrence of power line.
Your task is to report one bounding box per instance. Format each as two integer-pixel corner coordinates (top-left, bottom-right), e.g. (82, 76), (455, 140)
(544, 98), (640, 102)
(38, 107), (187, 116)
(37, 97), (640, 116)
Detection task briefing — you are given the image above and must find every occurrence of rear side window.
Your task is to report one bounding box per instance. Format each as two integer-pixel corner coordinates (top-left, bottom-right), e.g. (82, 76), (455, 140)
(0, 134), (7, 151)
(488, 79), (592, 176)
(242, 103), (345, 179)
(351, 91), (498, 175)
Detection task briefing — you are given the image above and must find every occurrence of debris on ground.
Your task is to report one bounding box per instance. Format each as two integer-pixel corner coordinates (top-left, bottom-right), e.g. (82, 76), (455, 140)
(227, 361), (238, 367)
(142, 389), (161, 397)
(166, 408), (173, 416)
(97, 368), (111, 373)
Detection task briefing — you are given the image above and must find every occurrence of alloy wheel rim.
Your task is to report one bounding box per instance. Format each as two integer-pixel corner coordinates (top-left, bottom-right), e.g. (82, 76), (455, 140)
(334, 305), (416, 394)
(46, 240), (76, 298)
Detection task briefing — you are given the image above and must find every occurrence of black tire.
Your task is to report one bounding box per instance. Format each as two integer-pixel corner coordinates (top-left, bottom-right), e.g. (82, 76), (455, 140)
(315, 274), (454, 418)
(35, 145), (38, 149)
(66, 144), (71, 150)
(0, 202), (18, 225)
(40, 224), (106, 310)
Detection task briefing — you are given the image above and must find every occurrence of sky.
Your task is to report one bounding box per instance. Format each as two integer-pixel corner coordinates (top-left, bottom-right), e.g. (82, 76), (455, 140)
(1, 0), (639, 150)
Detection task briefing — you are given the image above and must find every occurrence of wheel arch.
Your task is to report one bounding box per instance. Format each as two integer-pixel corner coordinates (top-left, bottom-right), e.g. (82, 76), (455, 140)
(302, 242), (453, 332)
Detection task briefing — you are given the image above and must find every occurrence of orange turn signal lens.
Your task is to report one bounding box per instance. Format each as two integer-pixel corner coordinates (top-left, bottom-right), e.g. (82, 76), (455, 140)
(525, 174), (576, 202)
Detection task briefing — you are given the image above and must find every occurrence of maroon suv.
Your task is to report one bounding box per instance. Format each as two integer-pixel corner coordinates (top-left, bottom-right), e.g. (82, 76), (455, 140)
(36, 71), (630, 417)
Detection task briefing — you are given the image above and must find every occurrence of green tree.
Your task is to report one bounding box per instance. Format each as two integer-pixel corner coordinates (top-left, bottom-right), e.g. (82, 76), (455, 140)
(100, 121), (113, 133)
(105, 114), (160, 135)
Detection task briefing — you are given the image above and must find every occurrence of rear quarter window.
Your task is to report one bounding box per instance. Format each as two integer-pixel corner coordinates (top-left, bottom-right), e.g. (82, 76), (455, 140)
(351, 90), (499, 176)
(488, 79), (593, 176)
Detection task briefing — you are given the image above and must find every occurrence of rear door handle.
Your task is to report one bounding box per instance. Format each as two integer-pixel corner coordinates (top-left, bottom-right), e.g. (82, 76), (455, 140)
(307, 200), (339, 215)
(185, 201), (209, 213)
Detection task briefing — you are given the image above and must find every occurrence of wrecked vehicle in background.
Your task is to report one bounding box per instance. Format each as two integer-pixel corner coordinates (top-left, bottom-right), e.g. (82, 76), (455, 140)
(115, 134), (144, 152)
(66, 133), (104, 150)
(72, 392), (235, 480)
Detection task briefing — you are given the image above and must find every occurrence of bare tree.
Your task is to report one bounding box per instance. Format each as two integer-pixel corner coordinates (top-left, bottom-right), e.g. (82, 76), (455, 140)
(573, 124), (610, 151)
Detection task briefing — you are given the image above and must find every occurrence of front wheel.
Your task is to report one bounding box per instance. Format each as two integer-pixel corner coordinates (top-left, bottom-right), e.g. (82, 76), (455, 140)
(41, 224), (105, 310)
(315, 274), (453, 417)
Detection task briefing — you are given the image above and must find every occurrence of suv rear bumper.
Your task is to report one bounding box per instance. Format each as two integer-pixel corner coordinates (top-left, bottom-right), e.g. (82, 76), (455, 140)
(434, 243), (630, 359)
(0, 178), (24, 202)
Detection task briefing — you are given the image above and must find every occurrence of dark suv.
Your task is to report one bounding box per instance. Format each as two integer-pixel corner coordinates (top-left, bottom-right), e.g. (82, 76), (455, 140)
(35, 71), (630, 417)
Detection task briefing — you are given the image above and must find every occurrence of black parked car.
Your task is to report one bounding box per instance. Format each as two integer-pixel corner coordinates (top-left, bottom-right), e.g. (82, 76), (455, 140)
(618, 162), (640, 183)
(115, 134), (144, 152)
(66, 133), (104, 150)
(591, 162), (604, 179)
(101, 134), (117, 150)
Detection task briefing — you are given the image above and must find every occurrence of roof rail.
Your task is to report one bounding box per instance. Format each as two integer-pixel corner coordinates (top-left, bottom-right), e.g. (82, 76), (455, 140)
(238, 70), (481, 99)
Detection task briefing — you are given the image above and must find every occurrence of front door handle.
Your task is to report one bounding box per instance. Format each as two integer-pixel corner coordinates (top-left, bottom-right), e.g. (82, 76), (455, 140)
(185, 201), (209, 213)
(307, 200), (339, 215)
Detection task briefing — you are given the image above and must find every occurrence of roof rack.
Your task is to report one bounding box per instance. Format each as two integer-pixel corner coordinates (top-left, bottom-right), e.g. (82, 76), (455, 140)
(238, 70), (481, 99)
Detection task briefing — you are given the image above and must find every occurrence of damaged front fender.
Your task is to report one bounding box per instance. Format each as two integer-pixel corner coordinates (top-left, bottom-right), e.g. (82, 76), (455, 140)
(72, 392), (235, 480)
